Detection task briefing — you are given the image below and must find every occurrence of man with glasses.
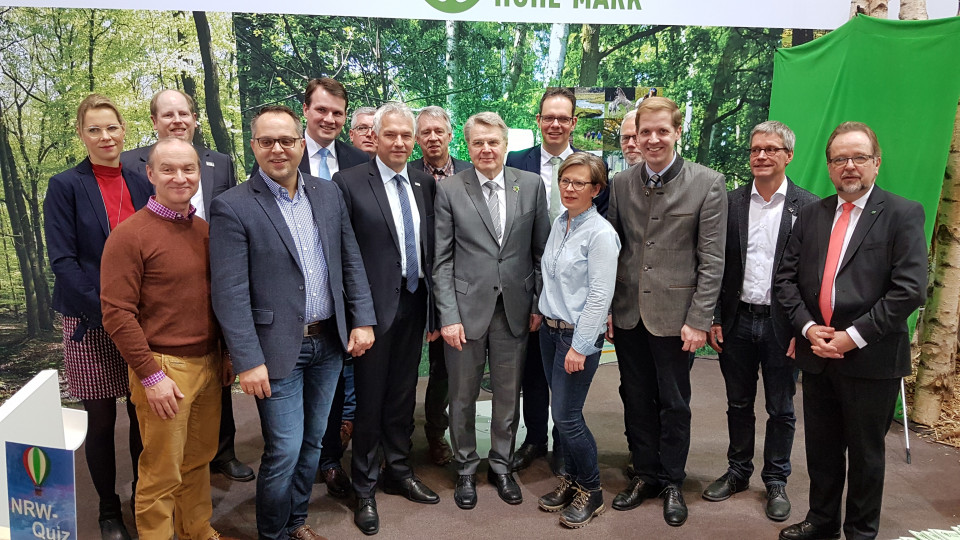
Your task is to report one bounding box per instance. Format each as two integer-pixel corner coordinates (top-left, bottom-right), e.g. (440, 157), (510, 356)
(506, 87), (608, 475)
(703, 121), (818, 523)
(619, 109), (643, 168)
(210, 105), (376, 540)
(775, 122), (926, 540)
(349, 107), (377, 158)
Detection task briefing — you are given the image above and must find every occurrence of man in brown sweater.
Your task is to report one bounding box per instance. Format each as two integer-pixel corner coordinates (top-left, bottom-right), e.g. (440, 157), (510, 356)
(101, 137), (237, 540)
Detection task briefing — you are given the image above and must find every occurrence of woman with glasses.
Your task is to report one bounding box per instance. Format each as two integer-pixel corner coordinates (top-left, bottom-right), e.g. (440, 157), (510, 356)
(44, 93), (153, 540)
(536, 152), (620, 528)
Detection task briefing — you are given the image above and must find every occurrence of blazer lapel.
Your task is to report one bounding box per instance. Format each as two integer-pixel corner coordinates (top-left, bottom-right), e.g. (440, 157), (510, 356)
(501, 168), (520, 245)
(775, 180), (801, 267)
(838, 188), (884, 273)
(78, 161), (111, 237)
(527, 147), (541, 174)
(197, 145), (215, 212)
(411, 175), (428, 252)
(304, 178), (333, 274)
(736, 186), (749, 270)
(464, 169), (499, 243)
(251, 175), (304, 271)
(369, 163), (401, 254)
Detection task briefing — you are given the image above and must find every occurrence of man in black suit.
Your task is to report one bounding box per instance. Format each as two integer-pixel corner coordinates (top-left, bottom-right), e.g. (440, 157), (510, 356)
(412, 105), (472, 467)
(333, 103), (440, 535)
(704, 121), (819, 522)
(775, 122), (927, 540)
(119, 88), (253, 484)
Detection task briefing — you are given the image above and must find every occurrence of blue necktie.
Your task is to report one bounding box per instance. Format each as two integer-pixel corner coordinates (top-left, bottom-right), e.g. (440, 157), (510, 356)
(394, 175), (419, 293)
(316, 147), (331, 180)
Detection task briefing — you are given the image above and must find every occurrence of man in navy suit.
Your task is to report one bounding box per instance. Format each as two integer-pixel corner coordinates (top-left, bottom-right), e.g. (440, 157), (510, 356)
(412, 105), (472, 467)
(334, 102), (440, 535)
(775, 122), (927, 540)
(505, 87), (606, 474)
(120, 88), (253, 484)
(210, 105), (376, 540)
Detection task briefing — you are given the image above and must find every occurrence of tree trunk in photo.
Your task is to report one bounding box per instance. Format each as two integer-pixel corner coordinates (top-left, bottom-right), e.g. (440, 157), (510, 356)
(193, 12), (231, 156)
(445, 20), (457, 114)
(579, 24), (600, 87)
(0, 119), (39, 336)
(695, 28), (742, 165)
(849, 0), (889, 18)
(898, 0), (928, 19)
(86, 9), (96, 91)
(544, 23), (569, 88)
(504, 24), (527, 101)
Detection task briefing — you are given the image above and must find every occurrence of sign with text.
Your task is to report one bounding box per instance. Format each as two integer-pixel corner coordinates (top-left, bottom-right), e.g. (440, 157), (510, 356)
(5, 443), (77, 540)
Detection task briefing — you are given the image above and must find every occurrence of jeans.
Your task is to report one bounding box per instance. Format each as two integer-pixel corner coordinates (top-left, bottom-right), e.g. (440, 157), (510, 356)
(718, 310), (796, 485)
(540, 326), (601, 489)
(255, 333), (342, 540)
(342, 362), (356, 422)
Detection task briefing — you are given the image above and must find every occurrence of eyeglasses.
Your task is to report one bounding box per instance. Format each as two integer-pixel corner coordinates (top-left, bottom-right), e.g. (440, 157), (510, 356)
(351, 126), (372, 135)
(539, 115), (574, 126)
(83, 125), (123, 138)
(253, 137), (303, 149)
(558, 178), (596, 191)
(749, 147), (788, 157)
(619, 134), (638, 145)
(827, 155), (875, 168)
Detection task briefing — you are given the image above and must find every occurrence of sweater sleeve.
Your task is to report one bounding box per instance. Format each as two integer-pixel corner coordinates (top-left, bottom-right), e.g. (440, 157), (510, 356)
(100, 221), (162, 381)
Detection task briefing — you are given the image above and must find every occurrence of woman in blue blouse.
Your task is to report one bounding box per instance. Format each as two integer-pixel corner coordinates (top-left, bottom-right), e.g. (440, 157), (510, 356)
(536, 152), (621, 528)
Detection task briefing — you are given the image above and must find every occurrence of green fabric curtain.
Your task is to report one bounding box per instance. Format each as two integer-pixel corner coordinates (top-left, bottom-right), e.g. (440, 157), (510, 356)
(769, 15), (960, 243)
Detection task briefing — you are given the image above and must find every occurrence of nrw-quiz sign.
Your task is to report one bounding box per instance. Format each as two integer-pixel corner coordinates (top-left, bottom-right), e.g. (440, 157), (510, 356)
(5, 443), (76, 540)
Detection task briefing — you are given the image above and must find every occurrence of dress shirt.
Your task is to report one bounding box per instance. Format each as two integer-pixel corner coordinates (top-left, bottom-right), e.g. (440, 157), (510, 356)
(305, 134), (339, 179)
(740, 178), (788, 305)
(644, 152), (678, 180)
(539, 205), (621, 356)
(147, 195), (196, 221)
(539, 145), (573, 212)
(190, 183), (206, 221)
(376, 157), (423, 278)
(422, 156), (454, 180)
(801, 185), (875, 349)
(258, 169), (334, 322)
(477, 168), (506, 239)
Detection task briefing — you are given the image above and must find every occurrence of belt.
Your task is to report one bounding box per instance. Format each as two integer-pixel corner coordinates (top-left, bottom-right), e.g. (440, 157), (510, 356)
(544, 317), (574, 331)
(738, 301), (771, 316)
(304, 317), (335, 337)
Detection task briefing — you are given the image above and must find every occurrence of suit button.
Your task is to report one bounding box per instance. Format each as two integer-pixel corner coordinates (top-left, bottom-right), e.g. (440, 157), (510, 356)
(395, 288), (400, 293)
(643, 265), (651, 271)
(498, 258), (503, 263)
(396, 261), (402, 268)
(493, 286), (499, 291)
(298, 316), (304, 322)
(645, 241), (654, 246)
(299, 285), (304, 291)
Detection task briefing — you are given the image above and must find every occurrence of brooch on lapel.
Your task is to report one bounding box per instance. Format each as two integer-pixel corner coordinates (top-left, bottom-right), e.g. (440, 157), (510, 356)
(870, 210), (877, 215)
(414, 182), (421, 187)
(787, 206), (796, 214)
(513, 185), (520, 193)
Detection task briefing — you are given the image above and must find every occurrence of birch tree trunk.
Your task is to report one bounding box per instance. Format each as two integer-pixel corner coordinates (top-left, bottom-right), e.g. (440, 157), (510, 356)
(898, 0), (928, 19)
(849, 0), (888, 18)
(543, 23), (569, 87)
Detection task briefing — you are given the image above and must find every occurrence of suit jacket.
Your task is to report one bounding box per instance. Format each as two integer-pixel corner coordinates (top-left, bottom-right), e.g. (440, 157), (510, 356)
(209, 172), (376, 380)
(120, 143), (236, 217)
(411, 156), (473, 176)
(433, 166), (550, 339)
(506, 144), (609, 216)
(44, 157), (153, 333)
(607, 157), (727, 336)
(716, 178), (819, 348)
(332, 161), (437, 334)
(774, 186), (927, 379)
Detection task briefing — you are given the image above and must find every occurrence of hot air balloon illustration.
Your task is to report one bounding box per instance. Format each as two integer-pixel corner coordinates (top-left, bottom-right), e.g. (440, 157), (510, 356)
(22, 446), (51, 496)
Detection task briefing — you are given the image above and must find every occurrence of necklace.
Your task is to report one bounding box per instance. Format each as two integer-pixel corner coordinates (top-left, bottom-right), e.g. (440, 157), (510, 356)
(96, 174), (124, 231)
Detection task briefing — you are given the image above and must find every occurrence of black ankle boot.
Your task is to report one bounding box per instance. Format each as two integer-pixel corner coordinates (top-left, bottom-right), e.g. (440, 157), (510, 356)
(538, 475), (577, 512)
(559, 485), (605, 528)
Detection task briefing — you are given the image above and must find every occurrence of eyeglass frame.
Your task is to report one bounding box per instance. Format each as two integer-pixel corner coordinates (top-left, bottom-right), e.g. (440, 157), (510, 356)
(749, 146), (789, 157)
(827, 154), (876, 168)
(252, 136), (304, 149)
(538, 115), (575, 126)
(558, 178), (598, 191)
(82, 124), (124, 138)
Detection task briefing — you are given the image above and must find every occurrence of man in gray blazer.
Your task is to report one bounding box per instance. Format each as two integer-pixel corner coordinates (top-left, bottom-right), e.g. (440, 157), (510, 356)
(606, 97), (727, 527)
(433, 111), (550, 510)
(210, 105), (376, 540)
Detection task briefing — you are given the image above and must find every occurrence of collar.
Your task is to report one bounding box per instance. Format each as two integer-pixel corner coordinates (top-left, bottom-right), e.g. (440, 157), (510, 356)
(147, 195), (196, 220)
(259, 169), (305, 201)
(644, 152), (678, 178)
(750, 176), (788, 202)
(376, 156), (409, 185)
(422, 156), (454, 177)
(540, 145), (574, 166)
(476, 168), (505, 190)
(562, 204), (598, 232)
(836, 184), (875, 212)
(640, 154), (684, 185)
(305, 134), (336, 160)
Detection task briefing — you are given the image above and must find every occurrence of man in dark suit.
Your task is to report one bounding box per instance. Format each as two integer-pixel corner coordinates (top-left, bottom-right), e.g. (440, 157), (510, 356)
(434, 111), (550, 510)
(119, 88), (253, 484)
(333, 103), (440, 535)
(775, 122), (927, 540)
(704, 121), (819, 522)
(412, 105), (472, 467)
(210, 105), (376, 540)
(505, 87), (607, 474)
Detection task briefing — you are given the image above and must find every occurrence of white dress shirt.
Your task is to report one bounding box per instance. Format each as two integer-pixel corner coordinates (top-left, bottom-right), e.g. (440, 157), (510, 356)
(305, 134), (339, 178)
(477, 168), (507, 243)
(376, 157), (423, 277)
(740, 179), (788, 305)
(539, 145), (573, 211)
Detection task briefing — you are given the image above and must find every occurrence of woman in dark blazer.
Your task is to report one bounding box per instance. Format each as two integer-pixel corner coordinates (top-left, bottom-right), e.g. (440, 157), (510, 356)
(43, 94), (153, 540)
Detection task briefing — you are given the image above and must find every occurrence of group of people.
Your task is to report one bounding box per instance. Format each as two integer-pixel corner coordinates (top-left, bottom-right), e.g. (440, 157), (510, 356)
(43, 77), (927, 540)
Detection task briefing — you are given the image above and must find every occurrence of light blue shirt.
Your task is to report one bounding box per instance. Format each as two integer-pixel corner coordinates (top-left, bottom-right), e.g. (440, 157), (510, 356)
(258, 170), (333, 322)
(539, 205), (621, 355)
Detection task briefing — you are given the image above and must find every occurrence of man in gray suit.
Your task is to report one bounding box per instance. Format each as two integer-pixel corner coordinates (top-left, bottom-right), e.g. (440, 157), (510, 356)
(433, 111), (550, 510)
(704, 121), (819, 522)
(210, 105), (376, 540)
(606, 96), (727, 527)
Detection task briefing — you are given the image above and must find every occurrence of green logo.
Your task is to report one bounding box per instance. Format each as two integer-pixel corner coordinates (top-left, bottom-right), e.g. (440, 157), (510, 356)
(424, 0), (480, 14)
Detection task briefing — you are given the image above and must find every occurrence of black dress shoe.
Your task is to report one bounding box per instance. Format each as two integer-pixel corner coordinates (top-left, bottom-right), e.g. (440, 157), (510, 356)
(354, 498), (379, 536)
(611, 477), (660, 511)
(538, 475), (576, 512)
(382, 476), (440, 504)
(559, 485), (605, 529)
(487, 470), (523, 504)
(454, 474), (477, 510)
(779, 520), (840, 540)
(211, 458), (256, 482)
(321, 464), (352, 499)
(765, 484), (791, 522)
(98, 518), (132, 540)
(510, 442), (547, 471)
(701, 472), (748, 502)
(661, 485), (687, 527)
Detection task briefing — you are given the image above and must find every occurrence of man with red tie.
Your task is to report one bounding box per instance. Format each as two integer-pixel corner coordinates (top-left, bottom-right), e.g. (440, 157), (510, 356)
(774, 122), (927, 540)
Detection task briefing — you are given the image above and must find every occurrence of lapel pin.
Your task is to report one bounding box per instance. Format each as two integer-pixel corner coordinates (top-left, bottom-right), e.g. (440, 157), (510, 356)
(871, 210), (877, 214)
(513, 185), (520, 193)
(414, 182), (421, 187)
(206, 161), (215, 167)
(788, 206), (795, 213)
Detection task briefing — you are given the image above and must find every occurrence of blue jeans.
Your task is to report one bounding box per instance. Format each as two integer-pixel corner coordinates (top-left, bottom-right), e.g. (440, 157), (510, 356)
(540, 326), (601, 490)
(718, 310), (796, 485)
(255, 334), (343, 540)
(342, 362), (356, 421)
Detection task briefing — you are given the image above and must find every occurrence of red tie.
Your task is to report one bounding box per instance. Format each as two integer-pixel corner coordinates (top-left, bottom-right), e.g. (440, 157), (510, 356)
(819, 202), (855, 326)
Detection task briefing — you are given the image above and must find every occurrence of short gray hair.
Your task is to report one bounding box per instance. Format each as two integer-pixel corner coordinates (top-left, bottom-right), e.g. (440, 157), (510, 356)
(416, 106), (453, 134)
(750, 121), (796, 152)
(373, 103), (415, 135)
(463, 111), (508, 144)
(350, 106), (376, 129)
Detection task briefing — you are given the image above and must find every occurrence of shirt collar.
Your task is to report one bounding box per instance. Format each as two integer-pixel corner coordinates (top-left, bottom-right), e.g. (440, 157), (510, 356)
(305, 133), (336, 160)
(259, 169), (304, 202)
(645, 152), (678, 178)
(147, 195), (196, 220)
(422, 156), (454, 178)
(561, 205), (598, 232)
(476, 168), (505, 189)
(376, 156), (409, 185)
(836, 184), (875, 212)
(540, 145), (574, 166)
(750, 176), (788, 202)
